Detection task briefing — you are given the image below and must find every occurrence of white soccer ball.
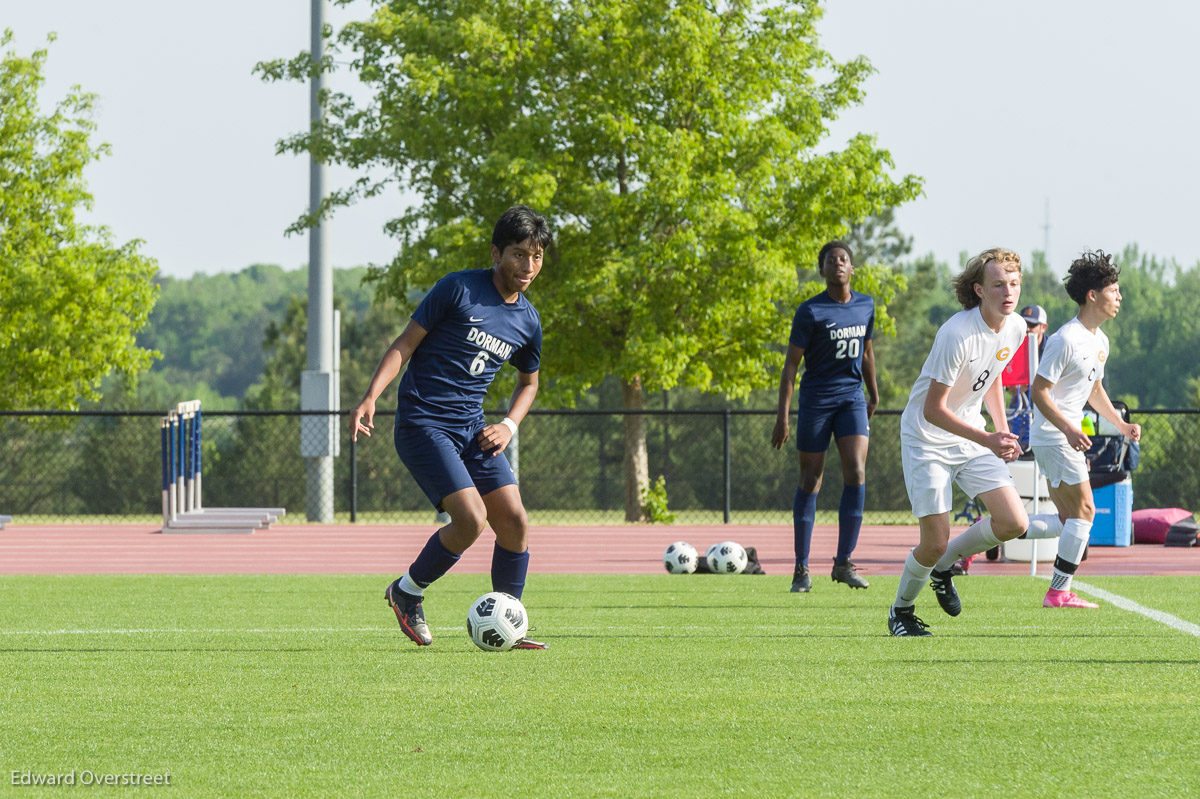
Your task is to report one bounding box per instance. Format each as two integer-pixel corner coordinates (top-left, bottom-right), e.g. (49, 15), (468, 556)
(663, 541), (699, 574)
(466, 591), (529, 652)
(707, 541), (748, 574)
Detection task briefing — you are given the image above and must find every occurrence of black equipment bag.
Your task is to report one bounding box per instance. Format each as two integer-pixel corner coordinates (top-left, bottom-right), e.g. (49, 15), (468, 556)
(1085, 400), (1139, 473)
(1165, 520), (1199, 548)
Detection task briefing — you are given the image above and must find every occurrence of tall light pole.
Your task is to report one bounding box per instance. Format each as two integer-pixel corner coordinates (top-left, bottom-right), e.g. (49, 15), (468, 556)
(300, 0), (338, 522)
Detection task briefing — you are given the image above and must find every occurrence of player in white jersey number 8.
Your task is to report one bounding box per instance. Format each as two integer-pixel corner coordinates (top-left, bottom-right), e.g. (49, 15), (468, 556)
(888, 248), (1031, 636)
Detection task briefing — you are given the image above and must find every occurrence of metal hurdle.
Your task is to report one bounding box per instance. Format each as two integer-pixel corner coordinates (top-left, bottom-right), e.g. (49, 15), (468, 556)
(160, 400), (286, 534)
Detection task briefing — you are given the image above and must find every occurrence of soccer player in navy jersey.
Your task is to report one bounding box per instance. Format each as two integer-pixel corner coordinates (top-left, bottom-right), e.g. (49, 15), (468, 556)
(350, 205), (552, 649)
(771, 241), (879, 593)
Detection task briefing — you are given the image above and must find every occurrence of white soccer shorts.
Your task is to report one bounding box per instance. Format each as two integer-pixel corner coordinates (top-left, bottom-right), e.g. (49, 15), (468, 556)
(901, 440), (1015, 518)
(1032, 444), (1090, 488)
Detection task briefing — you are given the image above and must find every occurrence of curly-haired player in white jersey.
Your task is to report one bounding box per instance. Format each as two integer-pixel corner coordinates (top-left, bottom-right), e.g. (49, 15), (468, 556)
(1029, 250), (1141, 609)
(888, 248), (1030, 636)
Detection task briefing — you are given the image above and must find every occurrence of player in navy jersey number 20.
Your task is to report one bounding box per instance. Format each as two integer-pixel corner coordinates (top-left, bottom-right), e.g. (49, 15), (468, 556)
(771, 241), (879, 593)
(350, 206), (552, 650)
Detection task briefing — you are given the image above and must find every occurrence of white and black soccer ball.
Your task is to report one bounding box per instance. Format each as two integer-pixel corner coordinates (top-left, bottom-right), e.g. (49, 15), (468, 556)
(663, 541), (699, 574)
(707, 541), (748, 574)
(466, 591), (529, 652)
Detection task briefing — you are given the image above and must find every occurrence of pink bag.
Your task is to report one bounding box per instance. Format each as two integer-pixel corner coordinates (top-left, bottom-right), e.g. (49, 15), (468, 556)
(1132, 508), (1194, 544)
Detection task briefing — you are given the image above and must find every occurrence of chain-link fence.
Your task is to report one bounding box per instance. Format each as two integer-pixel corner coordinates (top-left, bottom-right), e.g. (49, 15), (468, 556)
(2, 409), (1198, 525)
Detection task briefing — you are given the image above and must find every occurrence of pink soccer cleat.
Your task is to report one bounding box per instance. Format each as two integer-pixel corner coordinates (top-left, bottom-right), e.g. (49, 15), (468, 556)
(1043, 589), (1099, 609)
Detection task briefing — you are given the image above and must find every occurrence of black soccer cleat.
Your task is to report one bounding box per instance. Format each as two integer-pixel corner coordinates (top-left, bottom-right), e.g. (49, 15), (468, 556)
(385, 581), (432, 646)
(888, 605), (933, 637)
(831, 559), (869, 589)
(789, 566), (812, 593)
(928, 568), (962, 617)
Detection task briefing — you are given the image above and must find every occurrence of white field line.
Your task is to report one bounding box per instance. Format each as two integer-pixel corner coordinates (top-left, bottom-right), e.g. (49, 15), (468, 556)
(1070, 579), (1200, 638)
(4, 585), (1199, 639)
(0, 627), (385, 636)
(0, 624), (821, 636)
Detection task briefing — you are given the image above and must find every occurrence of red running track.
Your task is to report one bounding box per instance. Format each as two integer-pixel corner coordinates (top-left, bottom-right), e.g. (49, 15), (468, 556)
(1, 523), (1196, 576)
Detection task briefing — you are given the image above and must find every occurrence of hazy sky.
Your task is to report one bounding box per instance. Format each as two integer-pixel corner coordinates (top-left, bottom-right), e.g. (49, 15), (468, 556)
(5, 1), (1198, 278)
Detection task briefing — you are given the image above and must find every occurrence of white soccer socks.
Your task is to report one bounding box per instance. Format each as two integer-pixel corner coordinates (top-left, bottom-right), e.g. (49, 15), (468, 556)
(893, 550), (933, 609)
(1049, 518), (1092, 592)
(398, 573), (425, 597)
(934, 517), (1001, 572)
(1023, 512), (1065, 540)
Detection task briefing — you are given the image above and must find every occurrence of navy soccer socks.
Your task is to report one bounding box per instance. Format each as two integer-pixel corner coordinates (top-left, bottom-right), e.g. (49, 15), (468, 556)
(836, 483), (865, 562)
(403, 530), (461, 594)
(490, 543), (530, 599)
(793, 488), (817, 569)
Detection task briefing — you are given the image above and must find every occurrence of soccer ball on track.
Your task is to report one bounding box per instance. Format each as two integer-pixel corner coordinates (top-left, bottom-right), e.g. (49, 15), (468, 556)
(663, 541), (699, 574)
(466, 591), (529, 652)
(705, 543), (720, 564)
(707, 541), (748, 574)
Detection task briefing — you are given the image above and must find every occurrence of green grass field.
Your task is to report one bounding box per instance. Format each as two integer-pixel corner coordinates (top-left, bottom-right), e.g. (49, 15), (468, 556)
(2, 574), (1197, 797)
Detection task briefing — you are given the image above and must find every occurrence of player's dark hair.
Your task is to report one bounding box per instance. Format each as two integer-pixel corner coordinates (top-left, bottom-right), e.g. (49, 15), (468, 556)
(817, 240), (853, 272)
(492, 205), (553, 256)
(1063, 249), (1120, 305)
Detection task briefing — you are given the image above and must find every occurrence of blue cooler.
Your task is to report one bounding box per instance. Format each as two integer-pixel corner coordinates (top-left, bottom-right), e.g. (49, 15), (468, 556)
(1091, 478), (1132, 546)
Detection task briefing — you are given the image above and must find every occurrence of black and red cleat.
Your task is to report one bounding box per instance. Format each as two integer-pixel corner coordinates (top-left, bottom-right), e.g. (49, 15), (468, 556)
(385, 581), (432, 646)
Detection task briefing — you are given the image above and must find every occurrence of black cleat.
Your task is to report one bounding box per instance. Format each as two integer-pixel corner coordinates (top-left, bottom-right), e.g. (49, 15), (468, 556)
(888, 605), (933, 636)
(831, 559), (869, 589)
(385, 581), (432, 646)
(929, 568), (962, 617)
(790, 566), (812, 593)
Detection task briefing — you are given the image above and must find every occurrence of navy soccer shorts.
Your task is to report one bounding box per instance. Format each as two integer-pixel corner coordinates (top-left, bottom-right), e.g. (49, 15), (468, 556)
(796, 397), (870, 453)
(394, 421), (517, 509)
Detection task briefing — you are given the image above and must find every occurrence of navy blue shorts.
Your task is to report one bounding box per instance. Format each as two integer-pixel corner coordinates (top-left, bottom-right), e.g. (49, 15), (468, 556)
(796, 397), (870, 453)
(393, 421), (517, 509)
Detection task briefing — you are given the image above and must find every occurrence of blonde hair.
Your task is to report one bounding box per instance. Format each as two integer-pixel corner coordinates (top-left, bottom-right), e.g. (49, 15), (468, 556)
(953, 248), (1022, 309)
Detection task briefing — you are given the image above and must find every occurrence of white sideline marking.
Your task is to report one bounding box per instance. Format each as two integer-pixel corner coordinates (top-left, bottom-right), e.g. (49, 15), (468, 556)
(0, 627), (383, 636)
(1071, 579), (1200, 638)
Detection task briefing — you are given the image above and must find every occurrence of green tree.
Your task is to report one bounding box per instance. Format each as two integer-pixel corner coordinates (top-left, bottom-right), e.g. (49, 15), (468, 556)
(866, 253), (959, 408)
(845, 207), (913, 269)
(0, 31), (159, 411)
(1103, 246), (1200, 409)
(257, 0), (921, 520)
(247, 292), (401, 412)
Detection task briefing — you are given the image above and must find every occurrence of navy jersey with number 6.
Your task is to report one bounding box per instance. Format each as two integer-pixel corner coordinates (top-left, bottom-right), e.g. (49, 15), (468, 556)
(789, 291), (875, 404)
(397, 269), (542, 427)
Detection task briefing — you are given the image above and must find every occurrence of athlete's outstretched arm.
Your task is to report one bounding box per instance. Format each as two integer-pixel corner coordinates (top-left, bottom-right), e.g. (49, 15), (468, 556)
(479, 370), (539, 454)
(350, 319), (428, 441)
(862, 339), (879, 419)
(770, 345), (805, 449)
(1088, 380), (1141, 441)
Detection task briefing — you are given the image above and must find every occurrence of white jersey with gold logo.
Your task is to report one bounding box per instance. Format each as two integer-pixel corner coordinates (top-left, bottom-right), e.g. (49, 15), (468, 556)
(900, 308), (1026, 449)
(1030, 317), (1109, 447)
